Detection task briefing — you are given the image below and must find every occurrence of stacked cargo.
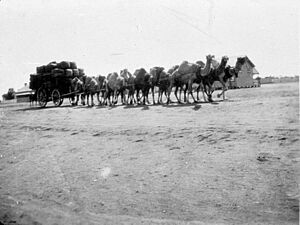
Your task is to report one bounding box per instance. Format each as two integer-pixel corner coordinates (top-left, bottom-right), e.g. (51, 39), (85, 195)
(29, 61), (85, 90)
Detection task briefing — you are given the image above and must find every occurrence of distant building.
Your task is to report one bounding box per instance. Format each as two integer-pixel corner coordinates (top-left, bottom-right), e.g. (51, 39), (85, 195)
(214, 56), (259, 89)
(230, 56), (259, 88)
(260, 76), (299, 84)
(260, 76), (273, 84)
(15, 83), (35, 103)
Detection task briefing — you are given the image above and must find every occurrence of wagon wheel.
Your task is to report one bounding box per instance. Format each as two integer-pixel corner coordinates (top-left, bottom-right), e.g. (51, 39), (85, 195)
(37, 87), (48, 108)
(52, 89), (61, 107)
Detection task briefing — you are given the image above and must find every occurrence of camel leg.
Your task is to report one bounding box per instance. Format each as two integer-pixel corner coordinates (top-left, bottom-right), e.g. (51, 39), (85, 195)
(196, 85), (201, 101)
(81, 94), (85, 105)
(145, 88), (150, 105)
(184, 85), (188, 103)
(108, 92), (112, 106)
(152, 87), (156, 105)
(201, 87), (207, 102)
(132, 91), (137, 105)
(186, 81), (195, 104)
(126, 92), (130, 105)
(142, 90), (146, 105)
(206, 85), (214, 102)
(217, 81), (227, 100)
(166, 79), (175, 104)
(132, 88), (137, 104)
(162, 90), (166, 104)
(85, 94), (88, 106)
(114, 90), (118, 105)
(123, 90), (127, 104)
(174, 86), (182, 104)
(199, 83), (207, 102)
(122, 91), (126, 105)
(96, 92), (101, 105)
(179, 87), (182, 102)
(73, 95), (78, 106)
(159, 90), (162, 104)
(136, 89), (140, 104)
(91, 94), (95, 106)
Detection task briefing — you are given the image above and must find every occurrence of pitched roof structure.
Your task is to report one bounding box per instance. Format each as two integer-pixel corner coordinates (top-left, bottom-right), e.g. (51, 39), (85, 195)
(15, 83), (34, 96)
(214, 55), (259, 74)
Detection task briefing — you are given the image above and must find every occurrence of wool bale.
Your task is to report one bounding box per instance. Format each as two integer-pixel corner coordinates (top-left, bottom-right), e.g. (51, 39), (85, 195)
(52, 68), (65, 77)
(78, 68), (85, 76)
(29, 74), (37, 89)
(36, 66), (45, 74)
(57, 61), (71, 69)
(45, 62), (58, 73)
(70, 62), (77, 69)
(65, 69), (73, 77)
(72, 69), (79, 77)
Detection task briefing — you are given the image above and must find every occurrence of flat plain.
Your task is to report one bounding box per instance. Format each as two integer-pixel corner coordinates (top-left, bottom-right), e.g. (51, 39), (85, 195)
(0, 82), (299, 225)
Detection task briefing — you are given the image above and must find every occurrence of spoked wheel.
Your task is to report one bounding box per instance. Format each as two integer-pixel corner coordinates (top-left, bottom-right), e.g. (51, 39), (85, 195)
(52, 89), (61, 107)
(37, 87), (48, 108)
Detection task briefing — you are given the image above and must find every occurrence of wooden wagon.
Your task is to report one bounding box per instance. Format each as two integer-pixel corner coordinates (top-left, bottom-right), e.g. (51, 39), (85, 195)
(29, 61), (85, 108)
(30, 73), (79, 108)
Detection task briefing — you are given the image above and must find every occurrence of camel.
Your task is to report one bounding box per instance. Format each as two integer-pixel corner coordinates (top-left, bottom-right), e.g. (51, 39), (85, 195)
(95, 75), (106, 105)
(120, 69), (136, 105)
(166, 65), (185, 102)
(180, 59), (209, 103)
(202, 56), (246, 101)
(83, 76), (102, 106)
(201, 56), (229, 102)
(167, 54), (214, 104)
(133, 68), (151, 105)
(149, 67), (171, 104)
(70, 77), (85, 105)
(29, 91), (38, 107)
(70, 75), (104, 106)
(167, 65), (179, 74)
(157, 70), (171, 104)
(104, 72), (125, 106)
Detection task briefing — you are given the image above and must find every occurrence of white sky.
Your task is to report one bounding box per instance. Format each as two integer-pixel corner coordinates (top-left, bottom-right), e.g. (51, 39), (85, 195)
(0, 0), (299, 94)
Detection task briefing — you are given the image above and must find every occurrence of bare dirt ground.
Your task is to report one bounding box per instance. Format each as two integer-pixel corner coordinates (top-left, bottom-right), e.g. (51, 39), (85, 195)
(0, 82), (299, 225)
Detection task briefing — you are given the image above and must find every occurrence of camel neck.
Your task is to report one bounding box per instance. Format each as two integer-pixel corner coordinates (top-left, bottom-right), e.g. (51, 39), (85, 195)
(201, 59), (212, 76)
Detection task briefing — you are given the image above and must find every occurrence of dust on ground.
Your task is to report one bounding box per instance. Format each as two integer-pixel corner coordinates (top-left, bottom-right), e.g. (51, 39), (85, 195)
(0, 82), (299, 225)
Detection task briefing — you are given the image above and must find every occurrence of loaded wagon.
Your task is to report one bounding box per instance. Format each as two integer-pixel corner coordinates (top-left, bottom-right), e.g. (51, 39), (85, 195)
(29, 61), (85, 107)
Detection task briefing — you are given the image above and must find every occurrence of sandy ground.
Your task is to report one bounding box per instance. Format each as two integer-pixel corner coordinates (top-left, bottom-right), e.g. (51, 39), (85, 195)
(0, 82), (299, 225)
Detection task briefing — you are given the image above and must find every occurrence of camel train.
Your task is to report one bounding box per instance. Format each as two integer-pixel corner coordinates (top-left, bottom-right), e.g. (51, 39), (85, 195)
(70, 56), (247, 106)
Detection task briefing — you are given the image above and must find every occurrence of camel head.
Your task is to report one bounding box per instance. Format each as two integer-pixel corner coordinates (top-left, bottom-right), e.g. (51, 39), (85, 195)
(150, 67), (164, 75)
(219, 56), (229, 68)
(150, 67), (164, 82)
(120, 69), (130, 80)
(71, 77), (84, 92)
(206, 54), (215, 62)
(97, 75), (106, 85)
(221, 56), (229, 63)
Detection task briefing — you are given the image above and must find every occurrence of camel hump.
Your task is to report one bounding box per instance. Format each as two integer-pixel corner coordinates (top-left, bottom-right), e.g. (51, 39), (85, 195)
(167, 65), (179, 74)
(108, 72), (119, 81)
(195, 60), (205, 67)
(134, 68), (147, 78)
(178, 61), (198, 75)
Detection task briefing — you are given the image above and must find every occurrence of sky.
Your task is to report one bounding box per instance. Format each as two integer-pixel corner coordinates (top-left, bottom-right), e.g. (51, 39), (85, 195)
(0, 0), (299, 94)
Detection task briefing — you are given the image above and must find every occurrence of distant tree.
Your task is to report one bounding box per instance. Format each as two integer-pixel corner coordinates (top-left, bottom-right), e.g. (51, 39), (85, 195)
(2, 88), (15, 100)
